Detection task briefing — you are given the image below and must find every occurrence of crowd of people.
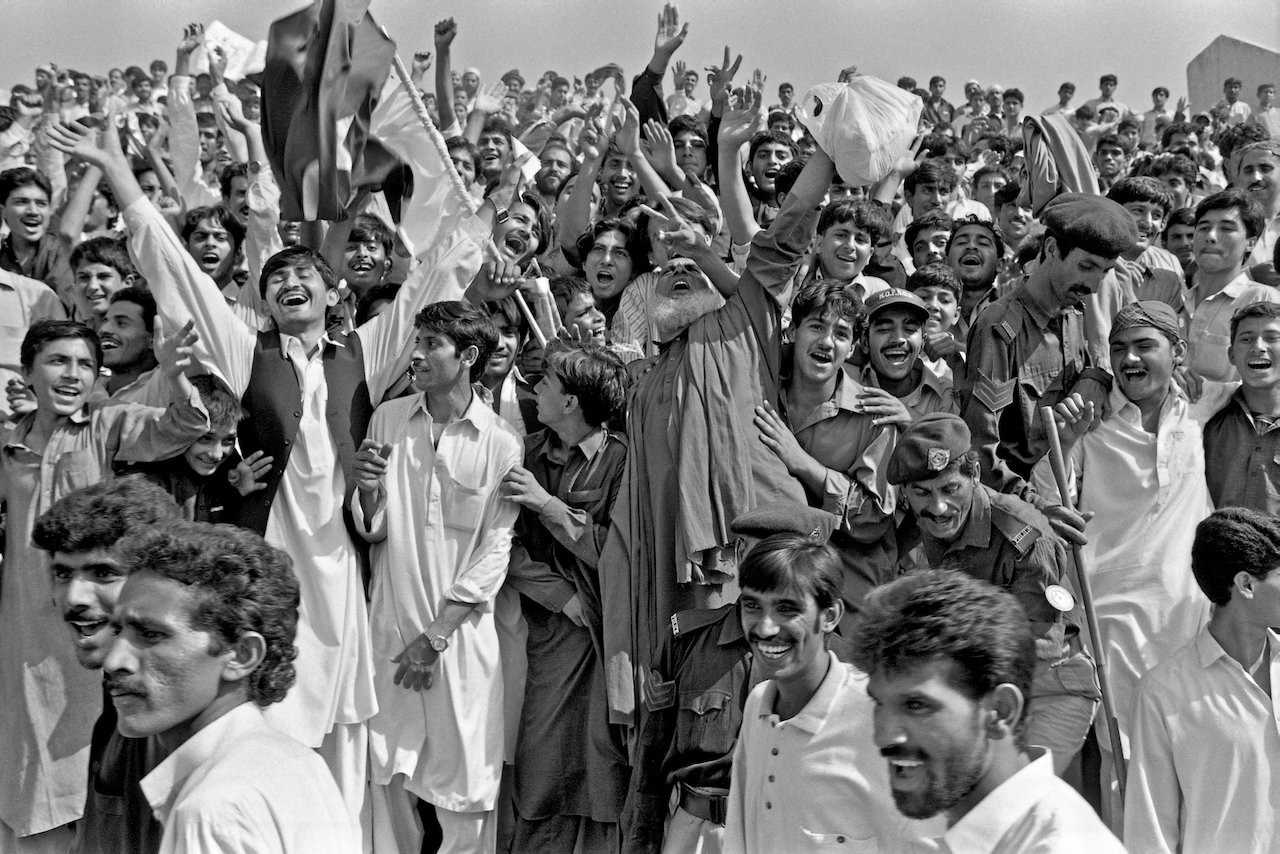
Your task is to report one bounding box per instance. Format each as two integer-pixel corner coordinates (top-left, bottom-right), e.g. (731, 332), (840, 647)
(1, 5), (1280, 853)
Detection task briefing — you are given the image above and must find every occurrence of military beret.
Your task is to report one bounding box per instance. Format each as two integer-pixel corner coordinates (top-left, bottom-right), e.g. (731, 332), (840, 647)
(730, 502), (839, 543)
(888, 412), (972, 485)
(1041, 192), (1139, 258)
(865, 288), (929, 323)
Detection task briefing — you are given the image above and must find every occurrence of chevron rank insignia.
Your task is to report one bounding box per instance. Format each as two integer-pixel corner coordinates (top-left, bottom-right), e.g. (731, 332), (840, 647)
(973, 372), (1017, 412)
(643, 668), (676, 711)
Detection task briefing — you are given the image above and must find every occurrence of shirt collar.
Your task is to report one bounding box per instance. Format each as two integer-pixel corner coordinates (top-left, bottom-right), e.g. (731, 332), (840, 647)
(140, 702), (263, 823)
(941, 748), (1057, 854)
(947, 483), (993, 551)
(1194, 626), (1280, 669)
(279, 329), (345, 358)
(532, 424), (608, 465)
(1017, 282), (1058, 330)
(718, 606), (747, 646)
(756, 651), (849, 735)
(411, 388), (486, 432)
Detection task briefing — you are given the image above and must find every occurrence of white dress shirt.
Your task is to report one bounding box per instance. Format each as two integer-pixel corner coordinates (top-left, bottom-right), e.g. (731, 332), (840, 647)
(1126, 628), (1280, 854)
(141, 703), (358, 854)
(1185, 270), (1280, 383)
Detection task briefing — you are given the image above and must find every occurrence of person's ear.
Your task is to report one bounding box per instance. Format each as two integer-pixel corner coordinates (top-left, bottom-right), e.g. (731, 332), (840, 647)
(1172, 338), (1187, 366)
(221, 630), (266, 684)
(1235, 570), (1257, 599)
(986, 683), (1025, 740)
(820, 598), (845, 633)
(461, 343), (480, 369)
(325, 287), (341, 308)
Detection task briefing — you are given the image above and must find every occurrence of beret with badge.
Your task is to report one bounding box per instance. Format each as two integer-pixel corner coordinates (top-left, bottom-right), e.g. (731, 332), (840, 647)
(730, 502), (840, 543)
(1040, 192), (1139, 259)
(887, 412), (973, 485)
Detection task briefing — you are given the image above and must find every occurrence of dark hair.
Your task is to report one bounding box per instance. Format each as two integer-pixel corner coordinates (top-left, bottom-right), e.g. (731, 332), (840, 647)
(1162, 206), (1195, 238)
(499, 192), (553, 259)
(635, 195), (713, 265)
(21, 319), (101, 371)
(774, 160), (805, 198)
(575, 218), (646, 276)
(116, 522), (300, 706)
(906, 262), (962, 299)
(974, 134), (1015, 166)
(71, 235), (135, 278)
(181, 205), (245, 252)
(1002, 88), (1024, 105)
(971, 165), (1010, 191)
(904, 159), (958, 195)
(107, 287), (156, 333)
(1194, 188), (1265, 241)
(1229, 301), (1280, 344)
(259, 246), (339, 298)
(851, 569), (1036, 744)
(1191, 508), (1280, 606)
(992, 180), (1022, 211)
(747, 130), (799, 166)
(479, 116), (514, 145)
(739, 533), (844, 612)
(190, 373), (245, 431)
(669, 114), (708, 148)
(905, 210), (955, 254)
(414, 300), (499, 382)
(542, 340), (628, 427)
(1144, 153), (1198, 186)
(33, 475), (181, 556)
(1219, 124), (1271, 163)
(355, 282), (401, 326)
(550, 275), (592, 320)
(1117, 117), (1141, 134)
(484, 296), (530, 346)
(348, 213), (395, 255)
(945, 215), (1007, 261)
(218, 162), (249, 202)
(929, 75), (945, 88)
(767, 110), (795, 131)
(1153, 86), (1170, 98)
(1100, 74), (1118, 86)
(1107, 176), (1174, 216)
(897, 76), (918, 91)
(1161, 121), (1199, 150)
(791, 280), (865, 333)
(920, 134), (967, 162)
(1095, 133), (1125, 154)
(0, 167), (52, 206)
(446, 137), (481, 177)
(816, 199), (892, 243)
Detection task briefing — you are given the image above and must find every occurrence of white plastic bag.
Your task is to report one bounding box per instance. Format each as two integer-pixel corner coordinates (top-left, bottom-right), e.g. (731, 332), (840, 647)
(794, 75), (922, 185)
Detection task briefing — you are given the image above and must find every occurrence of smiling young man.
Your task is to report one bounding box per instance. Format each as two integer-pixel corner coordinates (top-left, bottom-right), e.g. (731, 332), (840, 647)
(1105, 177), (1185, 308)
(859, 286), (959, 418)
(722, 535), (942, 853)
(853, 569), (1122, 853)
(1126, 508), (1280, 853)
(960, 193), (1136, 542)
(1235, 140), (1280, 268)
(0, 167), (74, 299)
(352, 300), (521, 852)
(887, 413), (1100, 775)
(0, 319), (208, 853)
(104, 521), (357, 853)
(34, 475), (182, 854)
(946, 215), (1007, 342)
(1054, 302), (1214, 822)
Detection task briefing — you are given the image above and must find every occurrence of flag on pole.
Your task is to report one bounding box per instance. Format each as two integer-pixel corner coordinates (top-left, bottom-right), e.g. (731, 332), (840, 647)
(261, 0), (399, 221)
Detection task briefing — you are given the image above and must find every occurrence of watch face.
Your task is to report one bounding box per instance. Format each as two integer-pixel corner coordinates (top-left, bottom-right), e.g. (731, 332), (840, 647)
(429, 635), (449, 652)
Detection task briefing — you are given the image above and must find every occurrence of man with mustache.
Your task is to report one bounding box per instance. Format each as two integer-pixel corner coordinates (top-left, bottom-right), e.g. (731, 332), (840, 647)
(959, 193), (1136, 541)
(854, 569), (1122, 853)
(34, 475), (183, 854)
(888, 413), (1099, 774)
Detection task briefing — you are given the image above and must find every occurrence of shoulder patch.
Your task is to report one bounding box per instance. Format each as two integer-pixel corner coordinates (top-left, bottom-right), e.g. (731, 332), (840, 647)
(642, 668), (676, 712)
(991, 504), (1044, 554)
(670, 613), (681, 637)
(973, 371), (1017, 413)
(1009, 524), (1035, 547)
(995, 319), (1017, 343)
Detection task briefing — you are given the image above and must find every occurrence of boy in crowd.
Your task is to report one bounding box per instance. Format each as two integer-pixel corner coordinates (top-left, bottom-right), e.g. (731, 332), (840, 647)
(905, 210), (953, 271)
(1105, 176), (1185, 308)
(1162, 207), (1197, 272)
(859, 286), (958, 418)
(1126, 508), (1280, 853)
(905, 262), (967, 384)
(68, 236), (136, 327)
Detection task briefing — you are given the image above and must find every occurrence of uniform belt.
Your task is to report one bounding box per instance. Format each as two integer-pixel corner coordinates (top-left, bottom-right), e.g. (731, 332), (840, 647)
(678, 783), (729, 825)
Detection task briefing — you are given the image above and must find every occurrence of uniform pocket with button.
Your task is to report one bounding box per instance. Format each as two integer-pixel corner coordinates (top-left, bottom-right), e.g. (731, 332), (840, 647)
(675, 688), (736, 756)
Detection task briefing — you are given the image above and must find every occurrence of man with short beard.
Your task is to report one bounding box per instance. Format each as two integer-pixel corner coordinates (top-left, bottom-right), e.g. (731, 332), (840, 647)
(600, 149), (839, 729)
(1235, 140), (1280, 267)
(855, 569), (1122, 852)
(532, 140), (575, 210)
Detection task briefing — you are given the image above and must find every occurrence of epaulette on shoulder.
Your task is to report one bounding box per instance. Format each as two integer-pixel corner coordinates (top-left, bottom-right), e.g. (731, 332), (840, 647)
(990, 501), (1044, 555)
(671, 604), (736, 639)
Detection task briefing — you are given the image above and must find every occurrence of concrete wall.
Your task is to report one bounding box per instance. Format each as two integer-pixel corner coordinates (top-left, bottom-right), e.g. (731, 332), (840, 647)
(1187, 35), (1280, 117)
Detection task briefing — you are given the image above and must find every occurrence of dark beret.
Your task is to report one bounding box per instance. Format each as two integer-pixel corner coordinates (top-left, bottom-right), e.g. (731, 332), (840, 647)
(730, 502), (839, 542)
(888, 412), (972, 485)
(1041, 192), (1138, 258)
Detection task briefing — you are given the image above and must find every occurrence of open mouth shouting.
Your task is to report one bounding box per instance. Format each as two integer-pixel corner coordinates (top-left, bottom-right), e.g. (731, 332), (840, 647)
(502, 230), (530, 259)
(65, 610), (111, 646)
(50, 379), (85, 406)
(277, 287), (310, 308)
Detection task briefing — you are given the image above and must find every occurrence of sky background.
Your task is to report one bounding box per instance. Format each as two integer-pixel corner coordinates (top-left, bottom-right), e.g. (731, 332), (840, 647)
(1, 0), (1276, 114)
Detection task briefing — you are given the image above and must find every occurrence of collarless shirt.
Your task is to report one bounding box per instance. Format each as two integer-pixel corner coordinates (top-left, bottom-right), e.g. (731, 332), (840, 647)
(942, 748), (1124, 854)
(1126, 628), (1280, 854)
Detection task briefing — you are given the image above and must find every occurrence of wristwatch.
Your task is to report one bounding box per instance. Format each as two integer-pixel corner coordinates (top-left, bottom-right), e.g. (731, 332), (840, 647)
(426, 631), (450, 653)
(493, 204), (509, 224)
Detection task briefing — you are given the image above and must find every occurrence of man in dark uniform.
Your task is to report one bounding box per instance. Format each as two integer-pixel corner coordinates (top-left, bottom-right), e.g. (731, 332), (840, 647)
(620, 503), (839, 854)
(889, 413), (1100, 774)
(960, 193), (1138, 542)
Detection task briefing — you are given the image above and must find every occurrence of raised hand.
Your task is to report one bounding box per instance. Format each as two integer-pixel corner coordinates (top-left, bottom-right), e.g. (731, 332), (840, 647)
(177, 23), (205, 58)
(1052, 392), (1100, 446)
(615, 97), (642, 156)
(209, 45), (228, 82)
(718, 85), (764, 150)
(473, 82), (506, 115)
(672, 59), (688, 89)
(705, 45), (743, 109)
(412, 51), (433, 78)
(837, 65), (860, 83)
(653, 3), (689, 57)
(433, 18), (457, 50)
(751, 68), (767, 92)
(576, 104), (607, 161)
(154, 317), (199, 381)
(642, 118), (678, 177)
(215, 96), (253, 133)
(228, 450), (274, 495)
(637, 194), (706, 256)
(46, 117), (121, 168)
